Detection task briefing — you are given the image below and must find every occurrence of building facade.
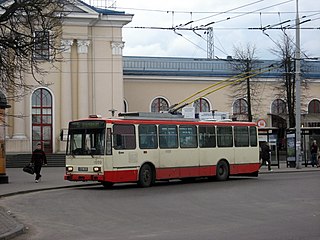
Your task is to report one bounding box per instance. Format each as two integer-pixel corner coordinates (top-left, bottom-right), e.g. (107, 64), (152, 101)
(1, 2), (320, 166)
(3, 1), (133, 156)
(123, 56), (320, 128)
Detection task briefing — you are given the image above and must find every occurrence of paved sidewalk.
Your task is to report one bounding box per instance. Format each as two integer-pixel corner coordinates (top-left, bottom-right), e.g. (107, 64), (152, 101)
(0, 167), (96, 240)
(0, 164), (319, 240)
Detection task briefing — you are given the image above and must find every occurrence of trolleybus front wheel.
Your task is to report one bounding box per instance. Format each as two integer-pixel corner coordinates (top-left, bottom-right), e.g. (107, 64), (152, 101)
(138, 164), (154, 188)
(216, 160), (229, 181)
(101, 181), (114, 188)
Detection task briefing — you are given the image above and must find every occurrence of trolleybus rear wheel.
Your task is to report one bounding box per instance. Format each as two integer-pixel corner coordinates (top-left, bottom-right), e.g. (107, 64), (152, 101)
(138, 164), (153, 187)
(216, 160), (229, 181)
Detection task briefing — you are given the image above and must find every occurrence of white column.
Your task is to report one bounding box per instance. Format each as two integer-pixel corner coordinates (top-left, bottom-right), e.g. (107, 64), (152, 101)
(12, 100), (27, 139)
(111, 41), (124, 55)
(110, 41), (125, 115)
(77, 40), (90, 119)
(60, 40), (73, 129)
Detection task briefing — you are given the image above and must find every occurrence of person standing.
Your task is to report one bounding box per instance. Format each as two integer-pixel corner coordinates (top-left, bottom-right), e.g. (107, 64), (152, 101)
(31, 143), (47, 183)
(310, 140), (318, 167)
(261, 141), (272, 171)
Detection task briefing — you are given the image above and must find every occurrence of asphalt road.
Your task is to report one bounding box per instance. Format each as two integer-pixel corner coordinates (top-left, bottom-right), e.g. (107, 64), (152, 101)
(2, 172), (320, 240)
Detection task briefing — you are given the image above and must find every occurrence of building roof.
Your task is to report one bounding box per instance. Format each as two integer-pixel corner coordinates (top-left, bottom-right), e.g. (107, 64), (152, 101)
(79, 0), (126, 15)
(123, 56), (320, 79)
(0, 0), (127, 16)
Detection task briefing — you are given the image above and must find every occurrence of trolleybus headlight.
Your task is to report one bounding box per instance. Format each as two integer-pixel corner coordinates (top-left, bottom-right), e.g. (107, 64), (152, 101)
(66, 166), (73, 172)
(93, 166), (101, 172)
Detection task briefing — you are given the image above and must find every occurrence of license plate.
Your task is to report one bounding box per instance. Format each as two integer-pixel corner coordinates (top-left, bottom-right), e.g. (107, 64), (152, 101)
(78, 167), (88, 171)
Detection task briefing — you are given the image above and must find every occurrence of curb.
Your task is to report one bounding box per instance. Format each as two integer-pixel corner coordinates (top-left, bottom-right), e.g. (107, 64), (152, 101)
(0, 183), (99, 240)
(259, 168), (320, 174)
(0, 183), (100, 199)
(0, 207), (24, 240)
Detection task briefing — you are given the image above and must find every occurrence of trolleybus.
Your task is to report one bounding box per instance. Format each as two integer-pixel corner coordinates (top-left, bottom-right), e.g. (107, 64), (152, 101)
(64, 112), (260, 187)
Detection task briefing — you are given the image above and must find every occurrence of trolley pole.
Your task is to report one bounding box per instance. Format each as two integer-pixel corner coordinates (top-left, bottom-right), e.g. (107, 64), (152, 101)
(295, 0), (302, 169)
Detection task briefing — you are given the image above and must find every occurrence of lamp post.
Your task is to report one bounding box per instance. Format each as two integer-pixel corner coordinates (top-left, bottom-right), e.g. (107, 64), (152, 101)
(295, 0), (302, 169)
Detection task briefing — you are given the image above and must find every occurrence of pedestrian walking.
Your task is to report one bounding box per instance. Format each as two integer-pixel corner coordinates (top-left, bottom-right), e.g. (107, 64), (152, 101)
(310, 140), (318, 167)
(31, 143), (47, 183)
(260, 141), (272, 171)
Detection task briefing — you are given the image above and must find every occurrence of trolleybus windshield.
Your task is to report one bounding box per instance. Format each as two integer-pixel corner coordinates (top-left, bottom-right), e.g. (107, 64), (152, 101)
(67, 121), (106, 156)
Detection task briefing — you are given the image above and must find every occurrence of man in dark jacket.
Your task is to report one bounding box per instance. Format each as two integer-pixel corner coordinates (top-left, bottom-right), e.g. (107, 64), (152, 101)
(31, 143), (47, 183)
(260, 141), (272, 171)
(310, 140), (318, 167)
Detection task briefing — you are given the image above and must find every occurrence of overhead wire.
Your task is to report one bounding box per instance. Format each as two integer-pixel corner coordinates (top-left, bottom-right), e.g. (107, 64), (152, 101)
(254, 11), (320, 59)
(168, 63), (280, 113)
(193, 0), (294, 28)
(119, 2), (320, 59)
(115, 5), (319, 15)
(187, 0), (264, 25)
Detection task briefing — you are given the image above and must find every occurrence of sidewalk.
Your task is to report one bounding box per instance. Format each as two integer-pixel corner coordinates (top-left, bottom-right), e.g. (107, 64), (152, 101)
(0, 164), (319, 240)
(0, 167), (96, 240)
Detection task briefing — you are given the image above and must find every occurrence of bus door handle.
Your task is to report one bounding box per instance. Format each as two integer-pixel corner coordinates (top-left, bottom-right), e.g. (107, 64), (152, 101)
(118, 151), (124, 154)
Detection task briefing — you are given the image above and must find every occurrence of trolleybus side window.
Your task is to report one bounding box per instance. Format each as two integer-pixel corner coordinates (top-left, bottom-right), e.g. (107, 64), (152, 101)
(159, 125), (178, 149)
(217, 126), (233, 147)
(179, 125), (197, 148)
(113, 124), (136, 150)
(249, 126), (258, 147)
(139, 124), (158, 149)
(199, 125), (216, 148)
(234, 126), (249, 147)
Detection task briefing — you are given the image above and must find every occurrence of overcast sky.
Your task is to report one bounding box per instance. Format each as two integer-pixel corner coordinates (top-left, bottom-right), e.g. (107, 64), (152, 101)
(96, 0), (320, 60)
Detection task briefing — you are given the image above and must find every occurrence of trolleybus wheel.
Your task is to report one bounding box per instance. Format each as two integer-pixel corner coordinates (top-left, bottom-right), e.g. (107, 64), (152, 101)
(102, 181), (114, 188)
(138, 164), (153, 188)
(216, 160), (229, 181)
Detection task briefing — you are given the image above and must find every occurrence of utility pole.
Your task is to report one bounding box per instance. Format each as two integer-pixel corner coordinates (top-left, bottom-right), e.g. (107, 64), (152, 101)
(206, 27), (214, 59)
(295, 0), (302, 169)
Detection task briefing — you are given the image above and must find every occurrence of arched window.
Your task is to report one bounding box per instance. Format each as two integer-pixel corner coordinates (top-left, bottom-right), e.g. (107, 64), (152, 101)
(308, 99), (320, 113)
(233, 98), (248, 115)
(193, 98), (210, 113)
(271, 99), (287, 115)
(32, 88), (53, 153)
(151, 97), (169, 112)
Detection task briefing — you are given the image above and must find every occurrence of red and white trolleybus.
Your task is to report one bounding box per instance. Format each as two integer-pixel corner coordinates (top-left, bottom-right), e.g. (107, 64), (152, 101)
(64, 112), (260, 187)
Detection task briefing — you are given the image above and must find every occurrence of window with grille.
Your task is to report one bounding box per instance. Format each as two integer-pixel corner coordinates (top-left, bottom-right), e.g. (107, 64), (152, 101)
(271, 99), (287, 115)
(32, 88), (53, 153)
(151, 97), (169, 112)
(308, 99), (320, 113)
(233, 99), (248, 115)
(34, 31), (50, 60)
(193, 98), (210, 113)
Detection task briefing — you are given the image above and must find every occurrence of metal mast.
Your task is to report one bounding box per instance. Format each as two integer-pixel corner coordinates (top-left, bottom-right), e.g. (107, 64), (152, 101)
(295, 0), (302, 169)
(206, 27), (214, 59)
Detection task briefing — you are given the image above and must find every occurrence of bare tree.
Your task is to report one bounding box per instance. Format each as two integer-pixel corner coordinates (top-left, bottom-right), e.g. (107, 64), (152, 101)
(230, 43), (260, 122)
(0, 0), (71, 99)
(270, 33), (308, 128)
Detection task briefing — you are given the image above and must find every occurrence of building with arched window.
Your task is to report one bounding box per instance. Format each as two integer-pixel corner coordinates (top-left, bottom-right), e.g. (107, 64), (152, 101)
(2, 2), (320, 166)
(3, 1), (133, 165)
(123, 56), (320, 146)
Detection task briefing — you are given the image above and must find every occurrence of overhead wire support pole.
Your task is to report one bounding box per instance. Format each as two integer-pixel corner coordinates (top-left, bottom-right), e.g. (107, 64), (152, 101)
(295, 0), (302, 169)
(206, 27), (214, 59)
